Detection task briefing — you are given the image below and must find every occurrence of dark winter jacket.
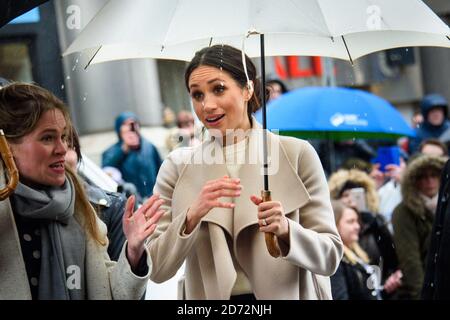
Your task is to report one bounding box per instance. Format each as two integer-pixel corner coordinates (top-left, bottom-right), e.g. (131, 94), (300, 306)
(359, 211), (398, 282)
(85, 183), (126, 261)
(409, 94), (450, 154)
(422, 159), (450, 299)
(331, 254), (379, 300)
(102, 112), (163, 199)
(392, 155), (446, 299)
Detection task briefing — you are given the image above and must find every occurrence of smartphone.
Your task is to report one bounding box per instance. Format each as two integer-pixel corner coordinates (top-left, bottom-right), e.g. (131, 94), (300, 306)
(129, 122), (136, 132)
(372, 146), (400, 172)
(349, 187), (367, 212)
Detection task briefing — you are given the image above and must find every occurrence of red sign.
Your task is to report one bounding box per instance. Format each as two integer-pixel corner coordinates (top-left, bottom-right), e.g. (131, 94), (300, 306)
(274, 56), (324, 79)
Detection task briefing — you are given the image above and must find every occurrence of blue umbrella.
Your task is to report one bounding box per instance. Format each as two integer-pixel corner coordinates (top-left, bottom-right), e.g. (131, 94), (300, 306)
(255, 86), (415, 140)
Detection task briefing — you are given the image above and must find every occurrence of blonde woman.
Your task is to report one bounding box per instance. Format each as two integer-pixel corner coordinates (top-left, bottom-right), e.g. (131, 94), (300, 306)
(328, 169), (399, 288)
(331, 201), (402, 299)
(0, 83), (164, 299)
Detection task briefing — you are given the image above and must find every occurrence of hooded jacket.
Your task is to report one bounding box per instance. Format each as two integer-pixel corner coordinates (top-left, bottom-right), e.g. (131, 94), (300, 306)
(409, 94), (450, 154)
(392, 154), (446, 299)
(102, 112), (162, 199)
(328, 169), (379, 213)
(328, 169), (397, 282)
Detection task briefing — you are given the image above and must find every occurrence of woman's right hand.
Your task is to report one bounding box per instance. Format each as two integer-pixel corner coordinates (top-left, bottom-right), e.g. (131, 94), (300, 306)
(383, 269), (403, 294)
(185, 176), (242, 234)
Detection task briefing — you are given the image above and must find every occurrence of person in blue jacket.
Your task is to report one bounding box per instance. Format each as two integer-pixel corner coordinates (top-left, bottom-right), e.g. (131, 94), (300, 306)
(102, 112), (162, 200)
(409, 94), (450, 155)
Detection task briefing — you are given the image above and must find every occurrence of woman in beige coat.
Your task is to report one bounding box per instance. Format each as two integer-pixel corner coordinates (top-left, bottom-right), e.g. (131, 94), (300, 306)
(147, 45), (343, 300)
(0, 83), (164, 299)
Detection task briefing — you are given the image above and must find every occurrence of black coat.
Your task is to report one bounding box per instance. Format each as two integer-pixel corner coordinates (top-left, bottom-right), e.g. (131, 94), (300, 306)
(331, 257), (379, 300)
(422, 160), (450, 300)
(359, 211), (399, 282)
(85, 184), (126, 261)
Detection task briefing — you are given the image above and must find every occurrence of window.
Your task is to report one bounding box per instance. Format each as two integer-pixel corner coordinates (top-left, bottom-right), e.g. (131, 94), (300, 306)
(0, 42), (33, 83)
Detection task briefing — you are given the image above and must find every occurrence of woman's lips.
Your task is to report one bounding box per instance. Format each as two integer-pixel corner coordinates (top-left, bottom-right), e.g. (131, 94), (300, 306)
(205, 114), (225, 126)
(49, 162), (65, 174)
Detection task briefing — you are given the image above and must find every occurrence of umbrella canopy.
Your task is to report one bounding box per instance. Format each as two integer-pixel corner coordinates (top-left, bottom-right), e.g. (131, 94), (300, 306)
(64, 0), (450, 65)
(63, 0), (444, 257)
(0, 0), (49, 28)
(255, 87), (416, 140)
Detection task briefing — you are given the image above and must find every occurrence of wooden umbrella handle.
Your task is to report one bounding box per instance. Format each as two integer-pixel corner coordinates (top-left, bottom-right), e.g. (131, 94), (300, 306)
(0, 130), (19, 201)
(261, 190), (281, 258)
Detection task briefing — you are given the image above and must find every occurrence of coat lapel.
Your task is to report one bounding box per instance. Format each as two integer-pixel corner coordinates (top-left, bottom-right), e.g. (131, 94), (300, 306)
(172, 123), (312, 240)
(234, 124), (311, 240)
(171, 142), (233, 237)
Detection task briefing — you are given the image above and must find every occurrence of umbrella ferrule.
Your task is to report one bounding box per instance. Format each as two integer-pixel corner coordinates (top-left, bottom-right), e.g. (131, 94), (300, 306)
(246, 29), (259, 37)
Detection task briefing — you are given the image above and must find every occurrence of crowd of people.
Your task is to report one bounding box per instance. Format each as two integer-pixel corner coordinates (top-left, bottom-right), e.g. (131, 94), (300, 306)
(1, 43), (450, 300)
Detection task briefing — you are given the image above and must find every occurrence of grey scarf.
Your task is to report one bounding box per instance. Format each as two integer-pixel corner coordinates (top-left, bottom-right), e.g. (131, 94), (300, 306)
(12, 177), (86, 300)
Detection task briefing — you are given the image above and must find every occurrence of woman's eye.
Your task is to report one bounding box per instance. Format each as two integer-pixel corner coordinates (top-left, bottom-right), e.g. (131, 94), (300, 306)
(214, 85), (225, 94)
(41, 135), (53, 142)
(191, 91), (203, 101)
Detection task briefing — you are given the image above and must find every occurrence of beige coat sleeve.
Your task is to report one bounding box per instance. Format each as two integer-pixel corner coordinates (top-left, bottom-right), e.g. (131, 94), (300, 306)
(281, 139), (343, 276)
(146, 151), (202, 283)
(95, 218), (152, 300)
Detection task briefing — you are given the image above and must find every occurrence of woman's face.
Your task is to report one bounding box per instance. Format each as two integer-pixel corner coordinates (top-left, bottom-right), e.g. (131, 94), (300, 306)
(268, 83), (283, 101)
(417, 169), (440, 198)
(427, 108), (445, 126)
(340, 189), (357, 208)
(188, 65), (251, 139)
(337, 207), (361, 247)
(10, 109), (68, 187)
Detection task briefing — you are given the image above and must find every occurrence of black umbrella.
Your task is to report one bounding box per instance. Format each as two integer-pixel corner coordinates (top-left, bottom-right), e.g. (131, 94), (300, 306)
(0, 0), (49, 28)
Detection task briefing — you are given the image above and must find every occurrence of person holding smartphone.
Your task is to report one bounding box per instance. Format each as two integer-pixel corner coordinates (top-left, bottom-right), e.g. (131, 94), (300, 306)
(328, 169), (402, 298)
(330, 200), (402, 300)
(102, 112), (163, 200)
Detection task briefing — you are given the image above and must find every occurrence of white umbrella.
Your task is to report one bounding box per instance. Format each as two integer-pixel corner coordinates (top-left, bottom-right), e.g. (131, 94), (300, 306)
(63, 0), (450, 191)
(63, 0), (450, 257)
(64, 0), (450, 64)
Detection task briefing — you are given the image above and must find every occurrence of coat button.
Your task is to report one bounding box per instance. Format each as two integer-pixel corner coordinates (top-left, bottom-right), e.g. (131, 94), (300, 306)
(30, 277), (38, 286)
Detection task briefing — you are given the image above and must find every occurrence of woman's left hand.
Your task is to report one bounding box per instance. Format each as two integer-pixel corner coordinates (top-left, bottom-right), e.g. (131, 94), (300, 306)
(123, 194), (165, 269)
(250, 195), (290, 243)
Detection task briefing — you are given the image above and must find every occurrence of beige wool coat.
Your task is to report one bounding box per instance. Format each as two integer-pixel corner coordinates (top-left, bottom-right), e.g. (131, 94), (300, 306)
(148, 122), (343, 300)
(0, 163), (151, 300)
